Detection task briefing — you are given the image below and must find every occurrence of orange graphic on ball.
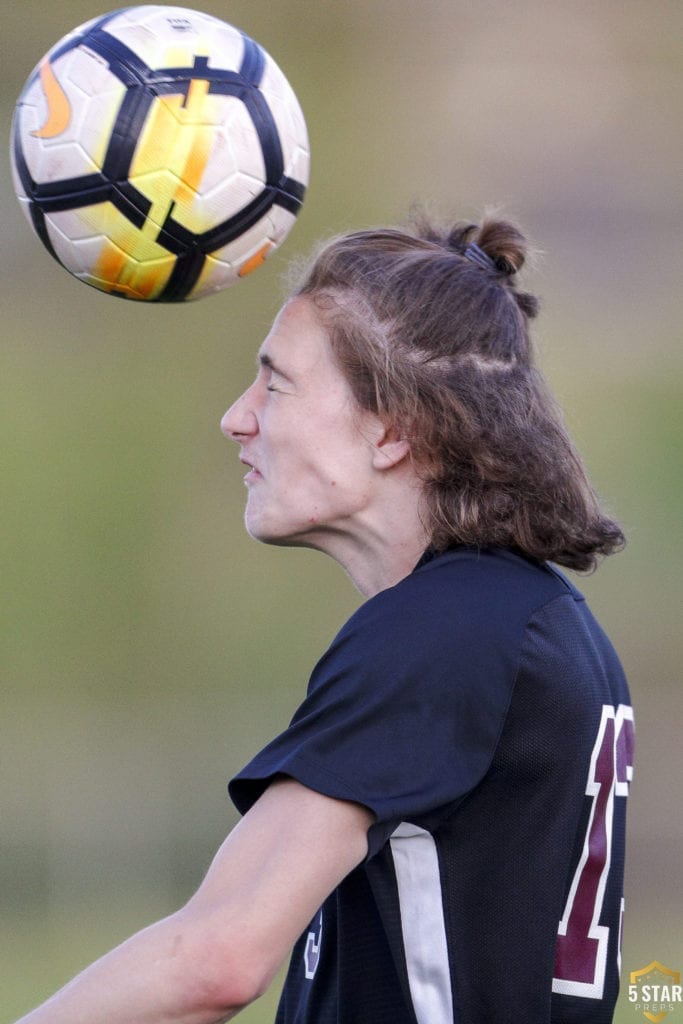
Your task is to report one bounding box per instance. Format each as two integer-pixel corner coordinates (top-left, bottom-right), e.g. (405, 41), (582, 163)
(31, 58), (72, 139)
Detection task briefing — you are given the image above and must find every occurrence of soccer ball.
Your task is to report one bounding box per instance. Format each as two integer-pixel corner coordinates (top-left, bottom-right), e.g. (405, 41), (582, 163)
(11, 6), (309, 302)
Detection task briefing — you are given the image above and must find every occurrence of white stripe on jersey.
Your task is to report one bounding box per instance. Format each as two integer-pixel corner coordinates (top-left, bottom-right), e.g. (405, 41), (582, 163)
(390, 822), (453, 1024)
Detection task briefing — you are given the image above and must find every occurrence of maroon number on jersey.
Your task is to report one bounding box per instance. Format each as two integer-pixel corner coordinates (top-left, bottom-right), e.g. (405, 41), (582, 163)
(553, 704), (635, 999)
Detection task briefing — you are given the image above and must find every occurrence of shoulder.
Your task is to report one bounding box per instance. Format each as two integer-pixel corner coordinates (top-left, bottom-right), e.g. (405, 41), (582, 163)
(343, 547), (579, 645)
(307, 548), (582, 699)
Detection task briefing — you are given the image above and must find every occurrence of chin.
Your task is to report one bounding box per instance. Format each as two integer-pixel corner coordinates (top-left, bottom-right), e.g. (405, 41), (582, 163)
(244, 513), (322, 552)
(245, 513), (290, 546)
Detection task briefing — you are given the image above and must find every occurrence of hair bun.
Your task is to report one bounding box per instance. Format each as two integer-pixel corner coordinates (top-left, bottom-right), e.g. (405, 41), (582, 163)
(443, 213), (539, 318)
(434, 214), (530, 276)
(472, 216), (530, 276)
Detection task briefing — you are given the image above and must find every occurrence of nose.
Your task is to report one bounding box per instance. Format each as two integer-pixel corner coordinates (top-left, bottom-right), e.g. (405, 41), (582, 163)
(221, 385), (259, 441)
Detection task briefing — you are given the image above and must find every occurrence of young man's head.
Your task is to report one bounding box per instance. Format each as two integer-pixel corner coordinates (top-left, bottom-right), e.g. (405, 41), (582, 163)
(224, 213), (624, 573)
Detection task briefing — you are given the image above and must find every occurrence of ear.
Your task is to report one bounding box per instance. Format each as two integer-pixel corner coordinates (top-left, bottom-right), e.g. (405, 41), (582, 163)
(370, 422), (411, 470)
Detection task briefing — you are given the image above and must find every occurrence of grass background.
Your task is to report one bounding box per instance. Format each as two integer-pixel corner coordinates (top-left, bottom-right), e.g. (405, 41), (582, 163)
(1, 1), (681, 1020)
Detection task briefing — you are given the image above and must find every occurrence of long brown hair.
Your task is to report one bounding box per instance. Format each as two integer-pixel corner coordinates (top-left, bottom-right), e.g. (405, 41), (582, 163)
(292, 213), (624, 572)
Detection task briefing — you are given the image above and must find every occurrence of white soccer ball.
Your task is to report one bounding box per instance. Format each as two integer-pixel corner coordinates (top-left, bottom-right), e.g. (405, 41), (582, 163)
(11, 6), (310, 302)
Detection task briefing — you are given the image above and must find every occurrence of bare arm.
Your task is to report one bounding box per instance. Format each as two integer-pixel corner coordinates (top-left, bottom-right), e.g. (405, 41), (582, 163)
(14, 778), (374, 1024)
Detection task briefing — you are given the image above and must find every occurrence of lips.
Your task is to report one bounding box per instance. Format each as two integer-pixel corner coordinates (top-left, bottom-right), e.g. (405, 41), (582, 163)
(240, 455), (262, 483)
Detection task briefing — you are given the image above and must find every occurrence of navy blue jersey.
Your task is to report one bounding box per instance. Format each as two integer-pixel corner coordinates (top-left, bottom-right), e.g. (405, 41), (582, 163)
(230, 547), (634, 1024)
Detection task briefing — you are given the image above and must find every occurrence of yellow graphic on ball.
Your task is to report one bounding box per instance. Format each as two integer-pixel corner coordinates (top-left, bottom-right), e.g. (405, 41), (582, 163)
(92, 77), (216, 297)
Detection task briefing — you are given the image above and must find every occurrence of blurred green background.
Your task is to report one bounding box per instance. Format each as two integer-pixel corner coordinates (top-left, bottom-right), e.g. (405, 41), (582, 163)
(1, 1), (681, 1021)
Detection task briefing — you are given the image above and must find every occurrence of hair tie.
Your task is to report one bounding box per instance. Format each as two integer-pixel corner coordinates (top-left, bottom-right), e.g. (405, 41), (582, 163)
(464, 242), (497, 272)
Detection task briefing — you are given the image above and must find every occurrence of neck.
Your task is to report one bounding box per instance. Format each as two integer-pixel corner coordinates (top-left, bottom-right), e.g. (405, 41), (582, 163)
(301, 488), (430, 598)
(336, 531), (429, 598)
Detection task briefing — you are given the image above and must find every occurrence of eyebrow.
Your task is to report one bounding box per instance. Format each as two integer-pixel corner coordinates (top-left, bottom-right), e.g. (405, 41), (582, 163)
(258, 352), (294, 382)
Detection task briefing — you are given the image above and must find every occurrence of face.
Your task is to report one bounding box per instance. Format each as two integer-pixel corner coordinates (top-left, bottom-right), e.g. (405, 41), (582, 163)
(221, 297), (382, 550)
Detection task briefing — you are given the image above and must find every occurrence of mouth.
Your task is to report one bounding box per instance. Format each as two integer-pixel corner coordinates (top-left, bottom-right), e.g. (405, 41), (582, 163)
(240, 456), (262, 483)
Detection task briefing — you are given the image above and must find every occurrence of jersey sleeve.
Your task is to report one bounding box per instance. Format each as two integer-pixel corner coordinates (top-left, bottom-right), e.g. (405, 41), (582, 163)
(229, 562), (525, 856)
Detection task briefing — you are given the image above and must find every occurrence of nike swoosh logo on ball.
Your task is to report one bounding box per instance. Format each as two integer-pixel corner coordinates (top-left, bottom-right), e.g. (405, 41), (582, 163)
(31, 58), (72, 139)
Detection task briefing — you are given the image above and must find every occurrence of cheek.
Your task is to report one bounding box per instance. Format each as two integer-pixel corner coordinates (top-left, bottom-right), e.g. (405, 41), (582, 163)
(319, 433), (372, 495)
